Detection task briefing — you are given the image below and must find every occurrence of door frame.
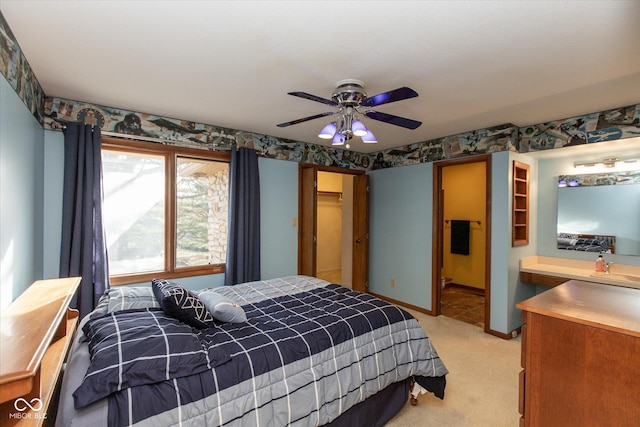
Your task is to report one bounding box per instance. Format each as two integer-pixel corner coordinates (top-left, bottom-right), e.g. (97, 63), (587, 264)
(431, 155), (492, 333)
(351, 174), (369, 293)
(298, 163), (367, 287)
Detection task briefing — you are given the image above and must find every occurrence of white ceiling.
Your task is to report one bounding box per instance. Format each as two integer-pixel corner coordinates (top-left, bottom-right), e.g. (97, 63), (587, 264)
(2, 1), (639, 153)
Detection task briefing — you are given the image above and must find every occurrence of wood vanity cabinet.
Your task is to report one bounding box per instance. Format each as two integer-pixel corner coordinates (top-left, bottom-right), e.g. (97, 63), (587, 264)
(519, 272), (568, 287)
(516, 280), (640, 427)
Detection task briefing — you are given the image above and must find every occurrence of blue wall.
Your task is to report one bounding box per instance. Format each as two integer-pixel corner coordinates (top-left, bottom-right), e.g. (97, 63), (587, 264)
(368, 151), (540, 334)
(488, 151), (512, 331)
(0, 75), (45, 310)
(368, 161), (434, 309)
(259, 158), (299, 280)
(43, 130), (63, 279)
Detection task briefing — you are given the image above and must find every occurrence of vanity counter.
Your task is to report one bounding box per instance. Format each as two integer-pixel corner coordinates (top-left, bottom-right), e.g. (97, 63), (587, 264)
(520, 256), (640, 289)
(516, 280), (640, 426)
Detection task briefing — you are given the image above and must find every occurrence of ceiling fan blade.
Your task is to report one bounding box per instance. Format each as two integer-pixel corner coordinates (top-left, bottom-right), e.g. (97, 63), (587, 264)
(364, 110), (422, 130)
(288, 91), (338, 106)
(361, 87), (419, 107)
(277, 111), (336, 127)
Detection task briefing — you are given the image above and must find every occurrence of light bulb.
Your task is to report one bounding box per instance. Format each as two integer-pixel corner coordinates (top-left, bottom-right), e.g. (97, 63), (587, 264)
(332, 133), (345, 146)
(361, 129), (377, 143)
(352, 120), (368, 137)
(318, 122), (337, 139)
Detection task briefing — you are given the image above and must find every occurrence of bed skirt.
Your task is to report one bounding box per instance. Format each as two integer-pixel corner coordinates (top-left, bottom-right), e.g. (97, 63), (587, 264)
(326, 378), (411, 427)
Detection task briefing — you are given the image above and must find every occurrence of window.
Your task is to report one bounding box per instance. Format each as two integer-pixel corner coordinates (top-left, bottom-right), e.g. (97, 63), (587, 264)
(102, 138), (230, 285)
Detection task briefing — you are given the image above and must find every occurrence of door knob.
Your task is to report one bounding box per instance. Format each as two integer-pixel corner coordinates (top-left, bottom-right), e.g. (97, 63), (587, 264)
(356, 239), (362, 243)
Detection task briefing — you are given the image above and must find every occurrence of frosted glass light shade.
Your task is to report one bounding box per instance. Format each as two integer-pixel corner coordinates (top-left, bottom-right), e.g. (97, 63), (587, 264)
(332, 133), (345, 145)
(361, 130), (377, 143)
(318, 122), (337, 139)
(352, 120), (368, 137)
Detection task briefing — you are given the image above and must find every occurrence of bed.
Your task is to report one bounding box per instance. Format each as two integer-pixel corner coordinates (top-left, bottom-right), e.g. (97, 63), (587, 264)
(55, 275), (448, 426)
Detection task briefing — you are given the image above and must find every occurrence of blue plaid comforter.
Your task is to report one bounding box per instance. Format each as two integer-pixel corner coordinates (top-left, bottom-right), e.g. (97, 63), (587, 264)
(74, 276), (448, 426)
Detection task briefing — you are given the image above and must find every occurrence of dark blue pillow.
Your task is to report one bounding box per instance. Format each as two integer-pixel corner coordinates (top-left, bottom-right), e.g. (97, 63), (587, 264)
(152, 279), (214, 328)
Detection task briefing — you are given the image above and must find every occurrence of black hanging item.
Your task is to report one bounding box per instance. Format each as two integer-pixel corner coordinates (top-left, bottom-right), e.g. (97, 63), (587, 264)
(225, 146), (261, 285)
(59, 122), (109, 319)
(450, 220), (471, 255)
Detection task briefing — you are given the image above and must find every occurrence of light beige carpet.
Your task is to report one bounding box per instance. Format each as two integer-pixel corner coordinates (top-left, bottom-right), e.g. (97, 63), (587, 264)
(386, 309), (522, 426)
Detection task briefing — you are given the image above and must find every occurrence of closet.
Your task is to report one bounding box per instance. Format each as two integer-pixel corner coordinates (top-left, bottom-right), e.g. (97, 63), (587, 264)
(316, 171), (354, 287)
(298, 164), (368, 292)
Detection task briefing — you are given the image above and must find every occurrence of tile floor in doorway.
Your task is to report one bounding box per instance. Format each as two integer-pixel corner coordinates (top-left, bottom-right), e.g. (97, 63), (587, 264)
(441, 285), (485, 328)
(318, 272), (485, 329)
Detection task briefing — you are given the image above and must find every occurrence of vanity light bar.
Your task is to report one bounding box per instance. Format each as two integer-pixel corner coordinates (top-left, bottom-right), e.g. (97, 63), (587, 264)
(574, 157), (638, 168)
(574, 162), (598, 168)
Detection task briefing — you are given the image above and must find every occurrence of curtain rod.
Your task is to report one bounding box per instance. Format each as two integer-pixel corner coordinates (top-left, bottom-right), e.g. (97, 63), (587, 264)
(51, 120), (256, 153)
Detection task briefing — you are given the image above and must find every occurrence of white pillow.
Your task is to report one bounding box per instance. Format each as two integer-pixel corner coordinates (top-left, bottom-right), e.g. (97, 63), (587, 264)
(198, 291), (247, 323)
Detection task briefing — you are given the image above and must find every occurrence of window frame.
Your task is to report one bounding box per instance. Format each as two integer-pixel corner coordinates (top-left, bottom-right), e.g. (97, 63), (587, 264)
(102, 137), (231, 286)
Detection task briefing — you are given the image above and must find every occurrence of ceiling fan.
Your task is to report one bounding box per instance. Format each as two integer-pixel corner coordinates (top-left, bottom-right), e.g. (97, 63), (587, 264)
(277, 79), (422, 146)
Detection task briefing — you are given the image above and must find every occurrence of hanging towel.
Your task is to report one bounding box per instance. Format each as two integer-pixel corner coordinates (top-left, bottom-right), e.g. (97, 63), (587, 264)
(451, 220), (470, 255)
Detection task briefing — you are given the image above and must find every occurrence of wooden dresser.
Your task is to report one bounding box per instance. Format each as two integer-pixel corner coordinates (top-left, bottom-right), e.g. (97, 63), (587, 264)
(0, 278), (81, 426)
(516, 280), (640, 426)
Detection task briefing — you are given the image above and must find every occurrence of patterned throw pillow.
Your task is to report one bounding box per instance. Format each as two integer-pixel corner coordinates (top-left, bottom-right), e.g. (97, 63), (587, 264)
(152, 279), (214, 329)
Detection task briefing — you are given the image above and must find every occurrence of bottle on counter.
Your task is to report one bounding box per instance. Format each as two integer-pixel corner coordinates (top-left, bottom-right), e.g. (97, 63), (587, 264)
(595, 254), (605, 272)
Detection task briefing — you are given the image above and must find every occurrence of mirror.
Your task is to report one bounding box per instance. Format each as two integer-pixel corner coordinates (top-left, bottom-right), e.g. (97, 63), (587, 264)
(557, 171), (640, 256)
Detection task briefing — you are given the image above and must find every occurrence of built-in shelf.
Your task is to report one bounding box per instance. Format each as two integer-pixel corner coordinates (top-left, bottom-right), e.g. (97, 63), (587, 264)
(512, 161), (530, 246)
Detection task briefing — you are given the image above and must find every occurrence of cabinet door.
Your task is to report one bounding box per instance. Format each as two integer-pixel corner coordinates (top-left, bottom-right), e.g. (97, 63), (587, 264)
(352, 174), (369, 293)
(298, 166), (317, 276)
(525, 312), (640, 426)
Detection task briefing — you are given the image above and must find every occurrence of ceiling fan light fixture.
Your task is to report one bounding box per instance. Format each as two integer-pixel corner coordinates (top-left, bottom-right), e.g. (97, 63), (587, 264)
(318, 122), (337, 139)
(280, 79), (421, 147)
(352, 120), (368, 137)
(361, 129), (377, 143)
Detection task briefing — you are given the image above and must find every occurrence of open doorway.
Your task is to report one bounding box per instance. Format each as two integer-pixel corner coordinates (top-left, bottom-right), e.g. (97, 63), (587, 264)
(432, 155), (491, 332)
(316, 171), (354, 287)
(299, 164), (368, 292)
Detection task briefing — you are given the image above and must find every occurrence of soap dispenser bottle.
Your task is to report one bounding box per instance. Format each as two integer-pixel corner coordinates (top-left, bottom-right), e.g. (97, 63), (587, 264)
(596, 254), (605, 272)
